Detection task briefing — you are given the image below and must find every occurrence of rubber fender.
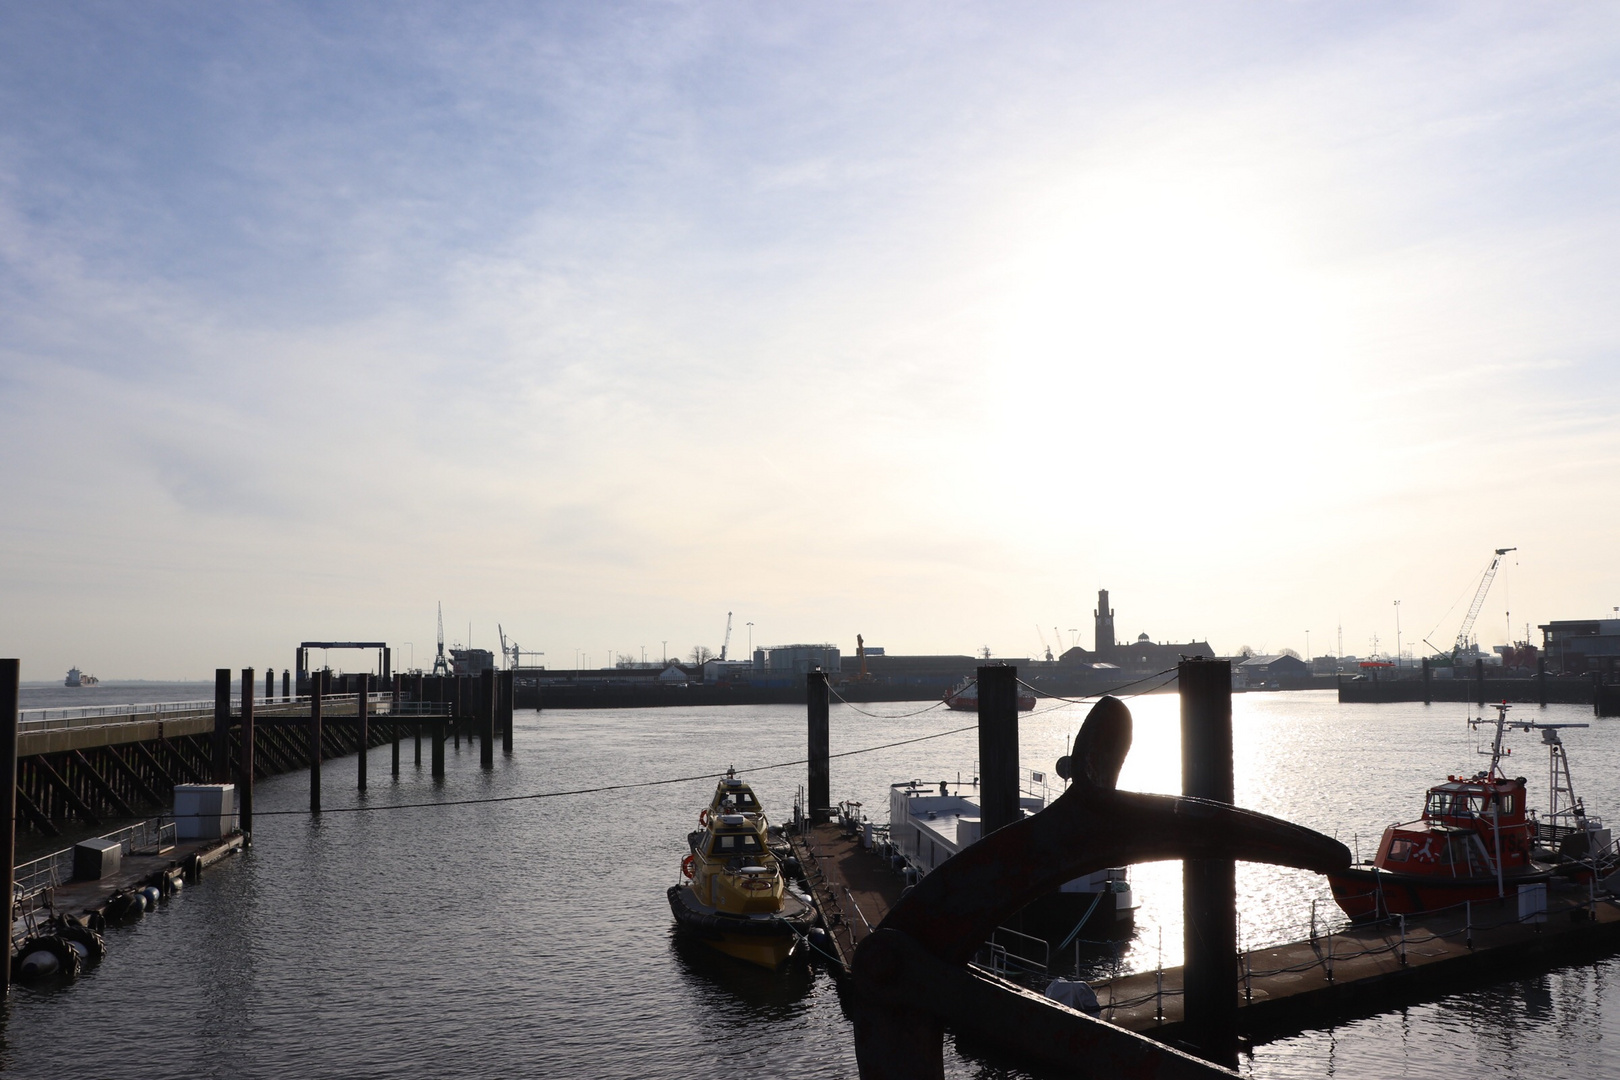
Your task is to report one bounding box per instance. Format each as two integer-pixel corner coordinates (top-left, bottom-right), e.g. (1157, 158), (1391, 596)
(55, 922), (107, 961)
(12, 935), (82, 982)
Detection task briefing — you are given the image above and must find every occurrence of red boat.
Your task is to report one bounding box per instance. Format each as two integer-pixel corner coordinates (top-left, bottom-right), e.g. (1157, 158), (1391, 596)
(1329, 703), (1611, 920)
(943, 677), (1036, 712)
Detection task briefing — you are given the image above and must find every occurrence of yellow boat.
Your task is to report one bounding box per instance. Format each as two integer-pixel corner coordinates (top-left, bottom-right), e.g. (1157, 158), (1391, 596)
(668, 773), (815, 968)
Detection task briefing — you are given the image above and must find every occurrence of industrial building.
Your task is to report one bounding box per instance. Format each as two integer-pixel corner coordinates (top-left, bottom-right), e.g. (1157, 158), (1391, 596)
(1058, 589), (1215, 674)
(1539, 618), (1620, 675)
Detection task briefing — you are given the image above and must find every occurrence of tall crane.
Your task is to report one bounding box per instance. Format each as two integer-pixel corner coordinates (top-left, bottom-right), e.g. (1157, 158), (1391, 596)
(720, 612), (733, 661)
(1428, 548), (1517, 660)
(432, 602), (451, 676)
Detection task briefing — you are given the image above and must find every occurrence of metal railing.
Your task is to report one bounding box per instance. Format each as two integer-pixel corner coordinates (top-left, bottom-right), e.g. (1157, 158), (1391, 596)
(19, 692), (449, 731)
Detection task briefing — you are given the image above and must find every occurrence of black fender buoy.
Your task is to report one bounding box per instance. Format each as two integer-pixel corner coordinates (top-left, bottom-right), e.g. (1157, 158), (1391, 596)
(103, 889), (143, 922)
(13, 935), (82, 982)
(55, 922), (107, 962)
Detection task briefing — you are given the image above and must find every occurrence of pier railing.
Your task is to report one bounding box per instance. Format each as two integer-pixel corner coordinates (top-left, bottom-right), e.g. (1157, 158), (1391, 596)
(18, 692), (450, 731)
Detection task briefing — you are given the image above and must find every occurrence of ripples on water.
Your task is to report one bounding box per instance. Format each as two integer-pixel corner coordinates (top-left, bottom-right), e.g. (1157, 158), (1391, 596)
(1, 689), (1617, 1077)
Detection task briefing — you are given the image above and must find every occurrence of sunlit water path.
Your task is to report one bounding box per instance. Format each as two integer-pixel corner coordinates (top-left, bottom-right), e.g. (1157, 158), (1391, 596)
(2, 689), (1617, 1077)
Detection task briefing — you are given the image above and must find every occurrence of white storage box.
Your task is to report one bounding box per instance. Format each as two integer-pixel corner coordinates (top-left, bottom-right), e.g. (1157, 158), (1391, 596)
(174, 784), (237, 839)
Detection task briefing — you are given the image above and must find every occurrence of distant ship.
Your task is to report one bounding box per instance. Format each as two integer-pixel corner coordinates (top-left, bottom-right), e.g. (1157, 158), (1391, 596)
(943, 676), (1035, 712)
(64, 667), (99, 687)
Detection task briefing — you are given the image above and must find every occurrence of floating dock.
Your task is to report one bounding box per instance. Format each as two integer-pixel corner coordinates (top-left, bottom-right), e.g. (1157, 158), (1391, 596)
(792, 818), (1620, 1043)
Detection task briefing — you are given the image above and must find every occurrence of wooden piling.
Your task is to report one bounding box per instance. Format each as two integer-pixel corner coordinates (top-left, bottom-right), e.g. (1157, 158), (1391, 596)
(213, 668), (232, 783)
(1422, 657), (1432, 705)
(500, 669), (515, 755)
(310, 671), (324, 814)
(356, 672), (369, 792)
(1179, 656), (1237, 1069)
(264, 668), (273, 702)
(480, 668), (495, 769)
(807, 670), (830, 824)
(432, 677), (446, 779)
(976, 665), (1021, 836)
(240, 667), (255, 835)
(1, 658), (19, 996)
(282, 670), (290, 701)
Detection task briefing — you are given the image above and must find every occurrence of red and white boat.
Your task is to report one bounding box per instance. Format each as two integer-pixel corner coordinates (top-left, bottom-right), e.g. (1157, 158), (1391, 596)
(943, 677), (1036, 712)
(1329, 702), (1612, 920)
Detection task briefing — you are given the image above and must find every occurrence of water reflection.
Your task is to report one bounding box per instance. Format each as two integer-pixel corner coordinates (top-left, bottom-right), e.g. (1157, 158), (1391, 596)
(666, 929), (816, 1016)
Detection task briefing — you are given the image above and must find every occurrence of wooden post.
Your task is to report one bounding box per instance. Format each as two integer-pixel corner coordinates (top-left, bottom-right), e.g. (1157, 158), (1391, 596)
(976, 665), (1021, 836)
(310, 671), (324, 814)
(213, 668), (232, 783)
(480, 668), (495, 769)
(356, 672), (369, 792)
(432, 677), (446, 779)
(501, 669), (515, 755)
(1422, 657), (1432, 705)
(1, 658), (19, 997)
(807, 670), (830, 823)
(240, 667), (255, 835)
(1179, 656), (1237, 1069)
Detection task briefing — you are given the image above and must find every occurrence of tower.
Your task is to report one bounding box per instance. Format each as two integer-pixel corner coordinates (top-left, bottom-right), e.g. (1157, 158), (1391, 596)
(1095, 589), (1115, 657)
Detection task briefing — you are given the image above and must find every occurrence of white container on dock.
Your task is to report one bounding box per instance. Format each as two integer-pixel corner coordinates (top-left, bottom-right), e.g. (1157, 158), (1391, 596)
(1518, 882), (1547, 923)
(174, 784), (237, 839)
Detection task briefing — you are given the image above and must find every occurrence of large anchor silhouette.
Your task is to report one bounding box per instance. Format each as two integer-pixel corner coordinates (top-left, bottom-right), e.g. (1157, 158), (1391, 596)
(848, 695), (1351, 1078)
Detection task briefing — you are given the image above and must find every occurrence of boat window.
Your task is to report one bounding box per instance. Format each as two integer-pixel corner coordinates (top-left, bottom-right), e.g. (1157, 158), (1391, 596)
(1387, 839), (1414, 863)
(710, 833), (761, 854)
(1498, 793), (1516, 815)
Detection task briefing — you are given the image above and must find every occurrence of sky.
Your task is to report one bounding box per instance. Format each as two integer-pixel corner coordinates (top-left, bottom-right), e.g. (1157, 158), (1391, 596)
(2, 2), (1618, 680)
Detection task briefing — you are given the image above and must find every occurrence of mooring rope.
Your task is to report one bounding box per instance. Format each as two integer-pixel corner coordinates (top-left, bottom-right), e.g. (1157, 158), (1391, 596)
(247, 721), (981, 817)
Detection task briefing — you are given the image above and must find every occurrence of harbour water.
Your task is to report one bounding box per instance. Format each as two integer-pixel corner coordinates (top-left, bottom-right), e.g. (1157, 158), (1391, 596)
(3, 688), (1619, 1077)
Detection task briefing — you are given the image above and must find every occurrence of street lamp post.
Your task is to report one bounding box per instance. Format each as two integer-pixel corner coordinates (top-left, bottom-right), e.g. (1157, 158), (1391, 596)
(747, 622), (754, 658)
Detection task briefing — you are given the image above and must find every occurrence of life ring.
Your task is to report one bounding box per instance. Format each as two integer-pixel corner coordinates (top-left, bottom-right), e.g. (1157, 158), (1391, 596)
(698, 809), (710, 828)
(681, 854), (696, 879)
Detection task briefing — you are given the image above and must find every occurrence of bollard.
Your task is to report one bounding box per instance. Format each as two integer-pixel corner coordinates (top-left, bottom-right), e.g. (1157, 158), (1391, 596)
(807, 670), (830, 823)
(310, 671), (324, 814)
(1, 658), (20, 996)
(240, 667), (255, 836)
(977, 665), (1021, 835)
(500, 669), (514, 755)
(1179, 657), (1237, 1068)
(356, 672), (369, 792)
(213, 668), (232, 783)
(479, 668), (495, 769)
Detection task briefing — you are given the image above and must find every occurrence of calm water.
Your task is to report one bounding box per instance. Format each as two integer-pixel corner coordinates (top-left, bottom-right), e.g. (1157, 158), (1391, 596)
(2, 689), (1618, 1078)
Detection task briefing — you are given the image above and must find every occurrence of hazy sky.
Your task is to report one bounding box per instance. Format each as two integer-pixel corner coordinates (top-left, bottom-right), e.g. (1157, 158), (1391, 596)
(3, 2), (1618, 680)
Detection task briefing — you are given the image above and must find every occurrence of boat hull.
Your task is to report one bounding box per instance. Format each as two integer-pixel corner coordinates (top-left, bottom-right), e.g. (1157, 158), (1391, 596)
(1328, 865), (1552, 920)
(667, 884), (813, 969)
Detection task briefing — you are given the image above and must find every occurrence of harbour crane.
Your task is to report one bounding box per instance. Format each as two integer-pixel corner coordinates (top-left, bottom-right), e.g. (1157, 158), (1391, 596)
(1425, 547), (1517, 662)
(719, 612), (733, 662)
(432, 603), (451, 677)
(1035, 625), (1054, 662)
